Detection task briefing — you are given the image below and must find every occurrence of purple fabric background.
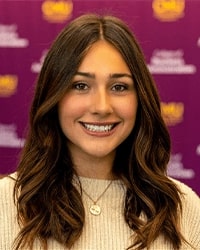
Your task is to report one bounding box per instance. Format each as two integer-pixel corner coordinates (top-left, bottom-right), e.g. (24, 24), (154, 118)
(0, 0), (199, 195)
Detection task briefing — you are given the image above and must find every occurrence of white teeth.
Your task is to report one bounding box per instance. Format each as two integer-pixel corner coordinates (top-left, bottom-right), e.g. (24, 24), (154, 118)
(84, 124), (113, 132)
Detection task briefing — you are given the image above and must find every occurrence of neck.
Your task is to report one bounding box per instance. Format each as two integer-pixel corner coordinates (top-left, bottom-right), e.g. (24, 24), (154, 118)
(76, 166), (115, 180)
(72, 153), (116, 180)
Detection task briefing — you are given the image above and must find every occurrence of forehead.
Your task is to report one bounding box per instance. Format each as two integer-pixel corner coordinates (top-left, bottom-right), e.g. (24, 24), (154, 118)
(78, 40), (131, 74)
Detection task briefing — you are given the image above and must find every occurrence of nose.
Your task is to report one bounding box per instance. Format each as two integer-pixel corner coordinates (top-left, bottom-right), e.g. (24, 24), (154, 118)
(90, 88), (113, 115)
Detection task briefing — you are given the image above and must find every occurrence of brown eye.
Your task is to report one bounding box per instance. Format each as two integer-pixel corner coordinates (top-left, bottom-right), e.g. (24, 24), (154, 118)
(72, 82), (89, 91)
(111, 84), (128, 92)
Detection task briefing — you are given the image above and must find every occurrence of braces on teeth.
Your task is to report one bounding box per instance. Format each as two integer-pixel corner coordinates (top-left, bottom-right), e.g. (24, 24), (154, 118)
(84, 124), (113, 132)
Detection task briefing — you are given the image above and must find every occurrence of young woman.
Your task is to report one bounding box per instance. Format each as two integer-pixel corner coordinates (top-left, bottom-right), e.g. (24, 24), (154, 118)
(0, 14), (199, 250)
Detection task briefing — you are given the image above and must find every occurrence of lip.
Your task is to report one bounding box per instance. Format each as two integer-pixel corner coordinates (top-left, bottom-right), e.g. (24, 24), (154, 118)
(79, 121), (120, 137)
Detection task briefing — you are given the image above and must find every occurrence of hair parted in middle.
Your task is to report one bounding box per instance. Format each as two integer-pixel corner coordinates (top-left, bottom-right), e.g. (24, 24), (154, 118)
(14, 13), (185, 250)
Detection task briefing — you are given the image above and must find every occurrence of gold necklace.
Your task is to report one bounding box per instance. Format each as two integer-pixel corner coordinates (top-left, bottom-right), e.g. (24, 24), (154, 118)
(82, 180), (113, 216)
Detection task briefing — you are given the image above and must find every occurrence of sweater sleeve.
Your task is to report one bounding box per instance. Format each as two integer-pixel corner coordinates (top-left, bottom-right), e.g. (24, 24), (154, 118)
(172, 178), (200, 249)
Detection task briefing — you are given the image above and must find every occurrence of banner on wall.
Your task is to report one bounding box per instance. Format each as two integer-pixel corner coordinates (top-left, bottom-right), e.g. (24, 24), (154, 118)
(0, 0), (199, 195)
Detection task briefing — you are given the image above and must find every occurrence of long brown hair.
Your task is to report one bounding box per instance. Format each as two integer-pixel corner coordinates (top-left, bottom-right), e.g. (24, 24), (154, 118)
(14, 14), (186, 249)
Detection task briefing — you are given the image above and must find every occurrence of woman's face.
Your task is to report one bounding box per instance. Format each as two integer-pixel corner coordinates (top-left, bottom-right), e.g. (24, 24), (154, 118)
(58, 40), (138, 163)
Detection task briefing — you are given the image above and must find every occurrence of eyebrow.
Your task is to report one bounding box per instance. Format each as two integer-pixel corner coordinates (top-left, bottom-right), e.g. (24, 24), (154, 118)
(75, 72), (133, 79)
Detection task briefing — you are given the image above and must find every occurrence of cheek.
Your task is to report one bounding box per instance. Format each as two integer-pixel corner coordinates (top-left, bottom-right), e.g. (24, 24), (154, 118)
(120, 99), (138, 136)
(118, 97), (138, 121)
(58, 95), (87, 126)
(58, 96), (73, 128)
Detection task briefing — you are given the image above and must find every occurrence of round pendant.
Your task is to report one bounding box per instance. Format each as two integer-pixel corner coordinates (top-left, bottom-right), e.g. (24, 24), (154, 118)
(90, 204), (101, 215)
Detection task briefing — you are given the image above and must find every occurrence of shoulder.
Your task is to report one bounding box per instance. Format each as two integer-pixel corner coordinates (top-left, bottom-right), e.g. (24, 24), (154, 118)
(170, 177), (199, 203)
(0, 172), (18, 219)
(0, 171), (17, 212)
(0, 172), (17, 189)
(170, 177), (200, 211)
(170, 178), (200, 247)
(0, 172), (17, 203)
(0, 173), (20, 249)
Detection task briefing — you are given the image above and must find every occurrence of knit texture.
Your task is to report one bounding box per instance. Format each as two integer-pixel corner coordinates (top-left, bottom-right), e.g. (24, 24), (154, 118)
(0, 173), (200, 250)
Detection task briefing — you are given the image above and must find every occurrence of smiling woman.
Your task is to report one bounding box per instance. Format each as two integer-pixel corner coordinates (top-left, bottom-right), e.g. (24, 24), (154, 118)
(58, 40), (138, 175)
(0, 13), (200, 250)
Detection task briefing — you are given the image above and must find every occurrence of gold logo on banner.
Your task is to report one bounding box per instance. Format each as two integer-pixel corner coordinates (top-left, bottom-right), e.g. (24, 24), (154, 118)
(42, 0), (73, 23)
(161, 102), (184, 126)
(0, 75), (18, 97)
(152, 0), (185, 21)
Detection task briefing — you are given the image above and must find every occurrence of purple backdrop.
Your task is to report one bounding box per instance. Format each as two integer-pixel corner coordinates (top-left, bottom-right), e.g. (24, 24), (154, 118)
(0, 0), (199, 195)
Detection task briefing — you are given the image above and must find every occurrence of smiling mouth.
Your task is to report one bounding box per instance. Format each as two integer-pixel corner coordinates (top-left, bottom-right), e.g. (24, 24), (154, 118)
(81, 123), (117, 132)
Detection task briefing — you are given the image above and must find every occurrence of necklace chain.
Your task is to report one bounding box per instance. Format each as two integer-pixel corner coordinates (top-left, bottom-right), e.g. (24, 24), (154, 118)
(81, 180), (113, 215)
(82, 180), (113, 204)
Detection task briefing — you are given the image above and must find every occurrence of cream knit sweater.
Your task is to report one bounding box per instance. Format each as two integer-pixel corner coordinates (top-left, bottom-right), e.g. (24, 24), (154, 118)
(0, 174), (200, 250)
